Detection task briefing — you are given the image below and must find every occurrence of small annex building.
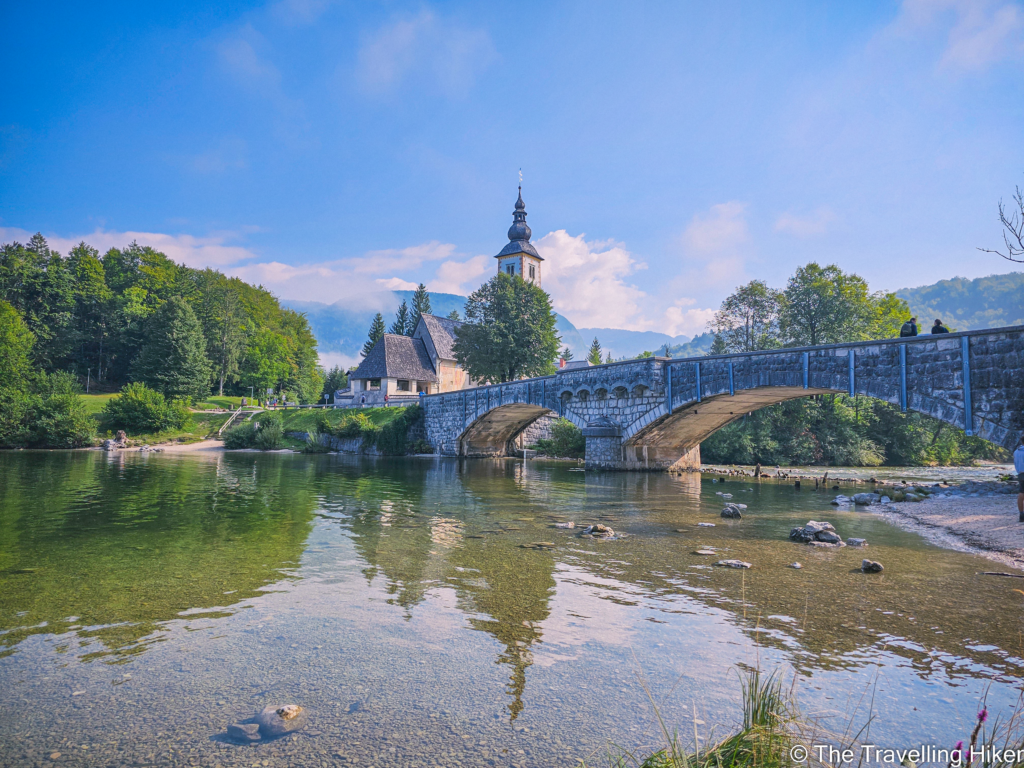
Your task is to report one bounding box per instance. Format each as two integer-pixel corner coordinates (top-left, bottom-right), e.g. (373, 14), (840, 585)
(348, 314), (471, 405)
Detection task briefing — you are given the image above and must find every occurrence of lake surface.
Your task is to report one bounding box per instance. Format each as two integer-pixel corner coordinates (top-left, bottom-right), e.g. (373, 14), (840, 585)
(2, 451), (1023, 767)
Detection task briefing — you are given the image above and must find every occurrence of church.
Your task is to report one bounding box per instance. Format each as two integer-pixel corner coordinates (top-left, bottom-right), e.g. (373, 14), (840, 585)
(347, 189), (543, 404)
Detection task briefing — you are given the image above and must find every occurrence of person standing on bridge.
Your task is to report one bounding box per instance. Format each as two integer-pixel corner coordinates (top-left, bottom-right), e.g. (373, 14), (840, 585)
(899, 317), (919, 337)
(931, 319), (949, 334)
(1015, 436), (1024, 522)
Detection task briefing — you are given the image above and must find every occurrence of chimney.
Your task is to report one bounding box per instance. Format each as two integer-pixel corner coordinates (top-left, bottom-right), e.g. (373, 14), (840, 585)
(559, 357), (566, 369)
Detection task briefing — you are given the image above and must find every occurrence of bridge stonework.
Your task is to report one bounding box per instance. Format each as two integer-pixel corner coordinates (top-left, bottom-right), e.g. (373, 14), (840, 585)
(420, 326), (1024, 470)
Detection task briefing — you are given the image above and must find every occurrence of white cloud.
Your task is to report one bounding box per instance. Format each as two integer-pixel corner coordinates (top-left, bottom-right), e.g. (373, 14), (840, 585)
(896, 0), (1024, 71)
(356, 10), (497, 97)
(376, 277), (418, 290)
(535, 230), (651, 331)
(682, 201), (749, 253)
(429, 254), (490, 295)
(356, 241), (456, 275)
(774, 207), (837, 238)
(319, 350), (362, 372)
(663, 298), (717, 338)
(0, 226), (259, 268)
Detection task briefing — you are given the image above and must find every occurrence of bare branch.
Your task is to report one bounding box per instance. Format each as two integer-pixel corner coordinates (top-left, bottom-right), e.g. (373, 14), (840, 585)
(979, 185), (1024, 263)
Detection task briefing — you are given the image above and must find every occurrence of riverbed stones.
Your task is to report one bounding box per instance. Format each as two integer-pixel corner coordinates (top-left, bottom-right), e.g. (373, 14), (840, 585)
(721, 505), (742, 519)
(697, 522), (715, 528)
(789, 562), (802, 569)
(831, 495), (852, 505)
(848, 538), (867, 547)
(693, 549), (717, 555)
(582, 524), (614, 537)
(852, 493), (881, 505)
(257, 705), (308, 738)
(228, 723), (261, 742)
(861, 559), (884, 573)
(553, 522), (575, 529)
(714, 559), (752, 569)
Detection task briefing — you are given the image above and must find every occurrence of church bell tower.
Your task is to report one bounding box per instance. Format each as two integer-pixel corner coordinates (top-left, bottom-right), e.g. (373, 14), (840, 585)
(495, 187), (543, 286)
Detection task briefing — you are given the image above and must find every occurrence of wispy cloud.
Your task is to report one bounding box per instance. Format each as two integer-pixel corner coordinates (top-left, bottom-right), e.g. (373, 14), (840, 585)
(269, 0), (335, 27)
(355, 10), (497, 97)
(894, 0), (1024, 71)
(774, 207), (837, 238)
(429, 254), (491, 295)
(0, 226), (259, 268)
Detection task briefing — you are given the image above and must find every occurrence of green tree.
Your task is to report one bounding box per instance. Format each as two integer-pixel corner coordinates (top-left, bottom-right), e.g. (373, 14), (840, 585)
(322, 365), (348, 400)
(27, 371), (95, 448)
(362, 313), (386, 357)
(447, 309), (461, 321)
(561, 346), (574, 361)
(605, 351), (613, 364)
(587, 337), (603, 365)
(67, 242), (112, 385)
(453, 273), (560, 383)
(132, 296), (212, 402)
(195, 273), (248, 396)
(0, 299), (35, 386)
(410, 283), (431, 331)
(709, 280), (784, 353)
(241, 330), (294, 396)
(781, 263), (876, 346)
(390, 300), (411, 336)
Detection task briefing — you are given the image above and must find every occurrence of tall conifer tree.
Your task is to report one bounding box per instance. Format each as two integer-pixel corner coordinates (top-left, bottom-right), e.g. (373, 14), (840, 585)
(362, 313), (386, 357)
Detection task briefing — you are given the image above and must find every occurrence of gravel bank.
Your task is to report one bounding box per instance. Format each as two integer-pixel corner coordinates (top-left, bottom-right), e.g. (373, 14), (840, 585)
(877, 494), (1024, 570)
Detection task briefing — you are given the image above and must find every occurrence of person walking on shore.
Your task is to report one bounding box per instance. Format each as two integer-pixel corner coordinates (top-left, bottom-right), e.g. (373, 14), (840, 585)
(899, 317), (919, 337)
(1015, 436), (1024, 522)
(931, 319), (949, 334)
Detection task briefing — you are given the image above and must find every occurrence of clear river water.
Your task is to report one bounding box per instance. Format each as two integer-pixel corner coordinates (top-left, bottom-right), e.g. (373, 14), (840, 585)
(1, 450), (1022, 767)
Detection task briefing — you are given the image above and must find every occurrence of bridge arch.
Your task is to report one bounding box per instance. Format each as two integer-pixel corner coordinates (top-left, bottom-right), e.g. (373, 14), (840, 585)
(455, 404), (585, 457)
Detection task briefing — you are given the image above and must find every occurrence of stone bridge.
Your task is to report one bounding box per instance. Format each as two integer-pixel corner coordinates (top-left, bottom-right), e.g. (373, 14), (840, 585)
(421, 326), (1024, 470)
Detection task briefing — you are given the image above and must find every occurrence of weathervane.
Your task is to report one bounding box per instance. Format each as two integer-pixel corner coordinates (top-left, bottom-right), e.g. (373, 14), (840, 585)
(519, 168), (522, 186)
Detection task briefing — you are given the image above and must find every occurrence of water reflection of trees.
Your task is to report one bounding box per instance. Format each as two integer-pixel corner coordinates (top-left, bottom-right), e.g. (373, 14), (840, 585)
(0, 452), (316, 661)
(344, 457), (1024, 712)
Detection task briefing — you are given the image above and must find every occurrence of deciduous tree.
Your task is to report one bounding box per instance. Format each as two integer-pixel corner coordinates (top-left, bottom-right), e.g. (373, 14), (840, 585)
(453, 273), (560, 383)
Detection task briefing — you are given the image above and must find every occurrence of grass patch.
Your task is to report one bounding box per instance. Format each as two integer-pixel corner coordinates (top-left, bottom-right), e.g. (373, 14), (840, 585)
(279, 407), (407, 433)
(79, 393), (119, 416)
(94, 410), (232, 445)
(194, 396), (244, 411)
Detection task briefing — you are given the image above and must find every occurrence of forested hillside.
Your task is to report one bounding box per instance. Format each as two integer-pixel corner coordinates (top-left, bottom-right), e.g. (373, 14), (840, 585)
(896, 272), (1024, 330)
(0, 234), (323, 447)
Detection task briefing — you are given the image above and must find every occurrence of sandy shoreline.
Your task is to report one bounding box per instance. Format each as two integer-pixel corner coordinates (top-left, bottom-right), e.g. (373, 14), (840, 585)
(149, 439), (225, 453)
(876, 495), (1024, 571)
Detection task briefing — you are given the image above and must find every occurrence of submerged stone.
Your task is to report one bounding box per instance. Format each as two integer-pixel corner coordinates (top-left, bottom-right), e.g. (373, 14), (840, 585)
(862, 559), (884, 573)
(714, 559), (752, 569)
(257, 704), (308, 738)
(228, 723), (261, 742)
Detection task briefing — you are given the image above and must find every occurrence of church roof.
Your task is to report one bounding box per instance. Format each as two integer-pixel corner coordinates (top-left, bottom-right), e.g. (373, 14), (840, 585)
(495, 187), (543, 261)
(417, 314), (463, 360)
(350, 334), (438, 383)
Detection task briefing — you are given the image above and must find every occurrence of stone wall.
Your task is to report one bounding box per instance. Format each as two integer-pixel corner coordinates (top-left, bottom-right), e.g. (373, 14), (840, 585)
(418, 325), (1024, 469)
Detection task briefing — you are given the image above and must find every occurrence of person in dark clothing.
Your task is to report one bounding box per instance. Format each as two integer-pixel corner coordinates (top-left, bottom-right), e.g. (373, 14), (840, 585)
(931, 319), (949, 334)
(899, 317), (919, 337)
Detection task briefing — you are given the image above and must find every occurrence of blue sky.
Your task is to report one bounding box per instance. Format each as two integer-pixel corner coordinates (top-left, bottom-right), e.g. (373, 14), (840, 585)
(2, 0), (1022, 337)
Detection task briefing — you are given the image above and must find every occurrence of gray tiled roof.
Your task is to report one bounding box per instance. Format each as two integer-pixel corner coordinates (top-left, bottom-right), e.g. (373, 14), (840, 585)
(351, 334), (438, 382)
(419, 314), (463, 360)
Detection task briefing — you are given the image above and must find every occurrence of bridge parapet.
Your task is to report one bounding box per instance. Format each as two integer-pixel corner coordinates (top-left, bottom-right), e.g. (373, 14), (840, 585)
(420, 325), (1024, 466)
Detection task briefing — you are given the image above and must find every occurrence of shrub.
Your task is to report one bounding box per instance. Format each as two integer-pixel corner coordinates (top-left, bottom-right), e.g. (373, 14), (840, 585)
(364, 405), (423, 455)
(314, 409), (332, 434)
(534, 418), (585, 458)
(303, 428), (332, 453)
(28, 393), (96, 448)
(222, 420), (257, 449)
(254, 415), (283, 450)
(103, 382), (193, 434)
(336, 413), (371, 437)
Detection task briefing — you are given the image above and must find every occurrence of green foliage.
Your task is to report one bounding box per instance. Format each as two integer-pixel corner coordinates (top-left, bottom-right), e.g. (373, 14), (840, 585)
(222, 420), (257, 449)
(410, 283), (431, 331)
(132, 296), (212, 402)
(363, 404), (423, 455)
(702, 394), (1003, 467)
(314, 409), (332, 434)
(0, 233), (320, 405)
(709, 280), (784, 353)
(561, 346), (574, 361)
(336, 412), (372, 437)
(362, 313), (386, 357)
(390, 300), (411, 336)
(322, 365), (348, 399)
(224, 412), (284, 450)
(587, 337), (603, 365)
(533, 418), (585, 458)
(103, 382), (193, 435)
(453, 273), (561, 383)
(446, 309), (461, 321)
(0, 299), (35, 386)
(303, 428), (331, 453)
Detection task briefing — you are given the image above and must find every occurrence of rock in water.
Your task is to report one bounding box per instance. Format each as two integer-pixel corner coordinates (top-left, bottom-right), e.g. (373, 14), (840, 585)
(788, 563), (802, 569)
(257, 705), (308, 738)
(228, 723), (261, 742)
(852, 493), (881, 505)
(848, 538), (867, 547)
(714, 559), (752, 569)
(554, 522), (575, 529)
(861, 559), (884, 573)
(693, 549), (717, 555)
(582, 524), (614, 537)
(720, 505), (742, 519)
(697, 523), (715, 528)
(815, 530), (842, 544)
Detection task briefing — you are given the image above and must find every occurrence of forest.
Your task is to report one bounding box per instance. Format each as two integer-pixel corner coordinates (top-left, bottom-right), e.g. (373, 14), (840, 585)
(0, 233), (326, 447)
